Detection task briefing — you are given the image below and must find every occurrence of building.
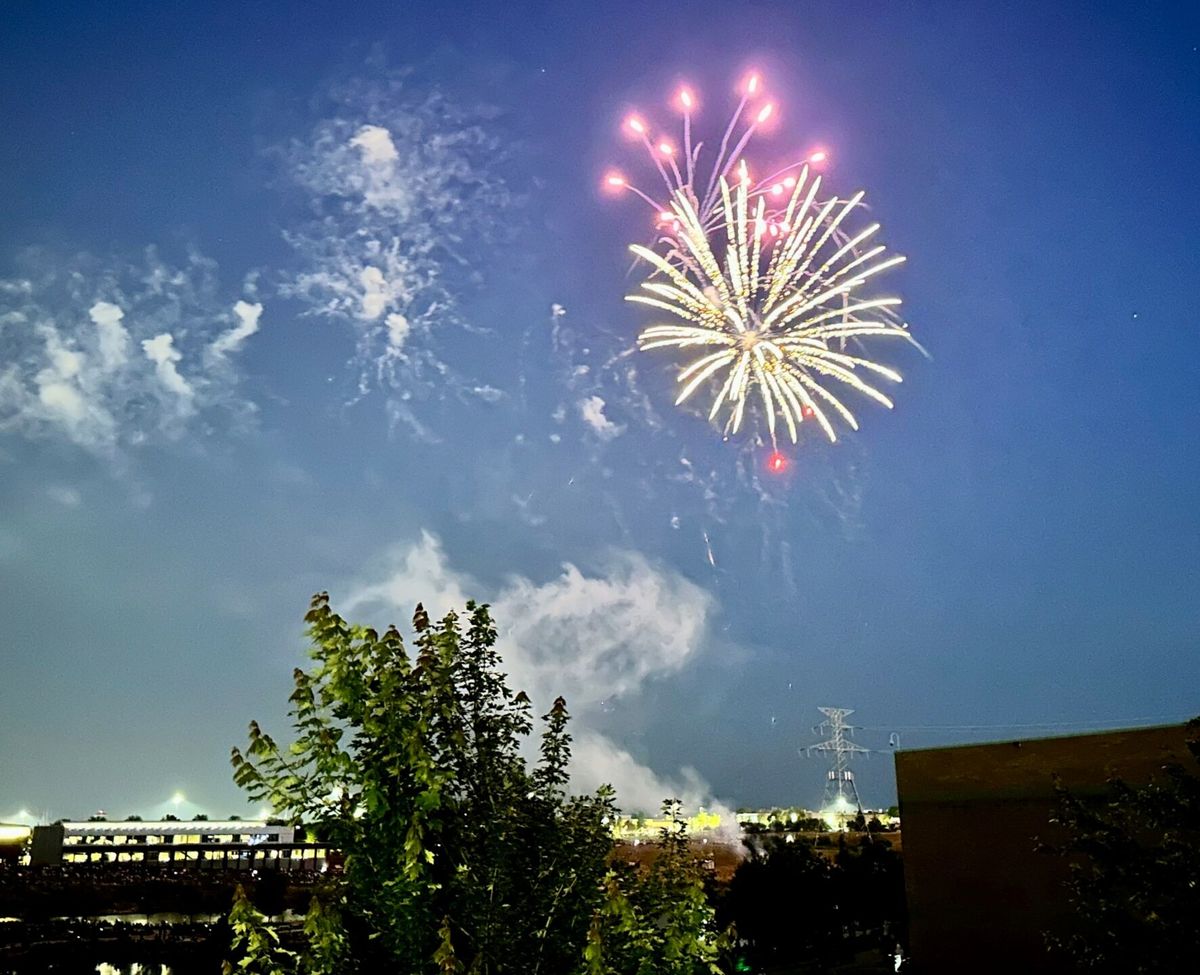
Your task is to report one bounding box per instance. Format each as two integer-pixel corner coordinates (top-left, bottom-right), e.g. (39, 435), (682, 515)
(613, 809), (722, 839)
(735, 808), (818, 828)
(28, 819), (329, 872)
(895, 722), (1193, 974)
(735, 807), (899, 832)
(0, 823), (32, 863)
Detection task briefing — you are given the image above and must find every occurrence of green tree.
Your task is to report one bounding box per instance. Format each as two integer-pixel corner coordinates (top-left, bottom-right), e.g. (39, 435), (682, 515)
(833, 838), (906, 948)
(720, 834), (905, 970)
(223, 884), (297, 975)
(1046, 717), (1200, 972)
(585, 800), (724, 975)
(229, 593), (624, 974)
(720, 837), (836, 968)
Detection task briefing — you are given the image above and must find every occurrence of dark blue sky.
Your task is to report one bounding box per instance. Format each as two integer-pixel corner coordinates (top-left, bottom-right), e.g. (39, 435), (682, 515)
(1, 0), (1197, 821)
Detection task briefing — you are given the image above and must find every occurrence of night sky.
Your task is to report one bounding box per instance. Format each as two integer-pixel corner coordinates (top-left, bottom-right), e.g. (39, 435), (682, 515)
(2, 0), (1197, 822)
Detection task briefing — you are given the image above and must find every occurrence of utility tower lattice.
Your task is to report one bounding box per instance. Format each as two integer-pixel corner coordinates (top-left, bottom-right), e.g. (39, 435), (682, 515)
(806, 707), (870, 821)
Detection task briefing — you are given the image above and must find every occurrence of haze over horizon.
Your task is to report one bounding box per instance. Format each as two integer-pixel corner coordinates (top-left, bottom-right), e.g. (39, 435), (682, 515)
(2, 0), (1197, 823)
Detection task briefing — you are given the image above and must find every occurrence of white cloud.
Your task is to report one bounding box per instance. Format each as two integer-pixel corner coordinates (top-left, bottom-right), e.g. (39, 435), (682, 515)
(385, 312), (409, 349)
(348, 532), (712, 712)
(578, 395), (625, 441)
(346, 530), (469, 621)
(491, 552), (707, 709)
(141, 333), (193, 401)
(0, 248), (259, 457)
(276, 75), (511, 424)
(385, 397), (441, 444)
(25, 324), (118, 448)
(38, 379), (88, 424)
(207, 300), (262, 361)
(89, 301), (129, 371)
(358, 266), (389, 320)
(349, 124), (399, 166)
(344, 531), (724, 813)
(571, 733), (713, 816)
(471, 385), (504, 403)
(42, 330), (84, 381)
(45, 484), (82, 507)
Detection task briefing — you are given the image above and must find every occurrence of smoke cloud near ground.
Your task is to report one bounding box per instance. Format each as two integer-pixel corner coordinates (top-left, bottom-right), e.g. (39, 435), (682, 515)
(345, 530), (735, 817)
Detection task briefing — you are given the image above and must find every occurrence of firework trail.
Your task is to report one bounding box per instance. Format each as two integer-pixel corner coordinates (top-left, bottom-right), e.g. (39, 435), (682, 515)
(605, 72), (919, 447)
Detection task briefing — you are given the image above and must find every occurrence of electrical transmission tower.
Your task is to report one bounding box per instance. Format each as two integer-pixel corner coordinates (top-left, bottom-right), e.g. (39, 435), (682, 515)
(806, 707), (870, 827)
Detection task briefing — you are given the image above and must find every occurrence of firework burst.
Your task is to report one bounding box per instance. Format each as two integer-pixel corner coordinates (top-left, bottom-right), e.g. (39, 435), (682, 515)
(606, 73), (918, 445)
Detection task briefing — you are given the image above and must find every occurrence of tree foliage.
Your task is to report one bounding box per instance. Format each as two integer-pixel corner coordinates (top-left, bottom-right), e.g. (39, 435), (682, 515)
(719, 835), (905, 970)
(223, 883), (297, 975)
(585, 800), (724, 975)
(1046, 717), (1200, 972)
(229, 592), (712, 974)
